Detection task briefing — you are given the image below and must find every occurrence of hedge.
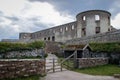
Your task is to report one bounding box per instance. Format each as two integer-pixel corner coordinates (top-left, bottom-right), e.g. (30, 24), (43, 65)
(0, 41), (45, 54)
(90, 42), (120, 53)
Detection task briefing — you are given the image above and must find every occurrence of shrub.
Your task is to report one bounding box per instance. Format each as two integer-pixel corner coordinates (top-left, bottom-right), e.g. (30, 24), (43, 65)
(90, 42), (120, 53)
(0, 41), (45, 54)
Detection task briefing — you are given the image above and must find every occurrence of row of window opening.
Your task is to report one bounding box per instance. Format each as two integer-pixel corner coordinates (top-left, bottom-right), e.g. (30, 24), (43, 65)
(82, 27), (111, 36)
(44, 36), (55, 41)
(82, 15), (100, 21)
(60, 25), (75, 32)
(35, 25), (75, 36)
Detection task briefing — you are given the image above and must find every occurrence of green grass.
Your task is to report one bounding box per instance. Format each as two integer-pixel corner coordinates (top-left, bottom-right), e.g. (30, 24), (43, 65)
(58, 58), (74, 69)
(0, 41), (45, 54)
(74, 64), (120, 76)
(2, 75), (41, 80)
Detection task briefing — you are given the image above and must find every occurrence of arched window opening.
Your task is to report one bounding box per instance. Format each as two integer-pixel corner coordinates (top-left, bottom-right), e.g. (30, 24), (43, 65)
(52, 36), (55, 41)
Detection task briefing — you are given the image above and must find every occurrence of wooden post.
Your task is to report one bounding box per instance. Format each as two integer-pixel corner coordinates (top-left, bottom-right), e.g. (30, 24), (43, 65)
(67, 60), (69, 69)
(74, 50), (77, 68)
(53, 58), (55, 73)
(61, 59), (62, 71)
(44, 58), (46, 73)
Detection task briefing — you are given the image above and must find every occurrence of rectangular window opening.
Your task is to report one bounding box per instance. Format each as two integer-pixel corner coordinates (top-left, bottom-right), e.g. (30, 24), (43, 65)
(52, 36), (55, 41)
(82, 28), (86, 36)
(66, 27), (68, 31)
(95, 15), (100, 21)
(96, 27), (100, 34)
(72, 25), (75, 30)
(82, 16), (86, 21)
(48, 37), (50, 41)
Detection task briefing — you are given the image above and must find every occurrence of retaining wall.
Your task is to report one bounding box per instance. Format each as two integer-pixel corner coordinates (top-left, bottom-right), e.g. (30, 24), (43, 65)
(0, 49), (44, 59)
(78, 58), (108, 68)
(66, 30), (120, 45)
(0, 59), (45, 79)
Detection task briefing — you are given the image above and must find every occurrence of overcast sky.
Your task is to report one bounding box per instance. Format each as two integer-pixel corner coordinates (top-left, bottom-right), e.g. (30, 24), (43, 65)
(0, 0), (120, 40)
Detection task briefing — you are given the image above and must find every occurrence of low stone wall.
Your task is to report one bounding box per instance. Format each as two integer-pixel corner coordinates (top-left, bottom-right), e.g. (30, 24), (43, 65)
(0, 59), (45, 79)
(0, 49), (44, 59)
(78, 58), (108, 68)
(45, 41), (62, 54)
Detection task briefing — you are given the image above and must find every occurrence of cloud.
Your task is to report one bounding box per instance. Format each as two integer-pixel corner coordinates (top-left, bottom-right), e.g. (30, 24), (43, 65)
(5, 16), (19, 21)
(21, 1), (74, 26)
(28, 0), (46, 2)
(109, 0), (120, 29)
(109, 0), (120, 15)
(0, 0), (26, 16)
(0, 0), (74, 40)
(111, 13), (120, 29)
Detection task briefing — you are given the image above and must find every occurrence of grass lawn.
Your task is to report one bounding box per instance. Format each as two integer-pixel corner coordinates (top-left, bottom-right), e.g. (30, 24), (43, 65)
(74, 64), (120, 76)
(2, 75), (41, 80)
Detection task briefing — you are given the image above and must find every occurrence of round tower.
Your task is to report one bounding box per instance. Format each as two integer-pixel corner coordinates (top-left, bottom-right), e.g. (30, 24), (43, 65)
(76, 10), (111, 37)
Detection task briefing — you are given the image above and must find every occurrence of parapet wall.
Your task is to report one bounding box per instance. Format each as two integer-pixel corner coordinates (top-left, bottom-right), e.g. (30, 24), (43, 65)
(78, 58), (108, 68)
(66, 30), (120, 45)
(0, 59), (45, 79)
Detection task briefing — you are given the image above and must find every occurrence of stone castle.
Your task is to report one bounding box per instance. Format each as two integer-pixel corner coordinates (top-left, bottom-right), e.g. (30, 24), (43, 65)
(19, 10), (113, 42)
(2, 10), (120, 43)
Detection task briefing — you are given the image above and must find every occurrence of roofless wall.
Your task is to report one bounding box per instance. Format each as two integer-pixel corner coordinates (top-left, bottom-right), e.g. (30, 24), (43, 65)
(19, 10), (112, 43)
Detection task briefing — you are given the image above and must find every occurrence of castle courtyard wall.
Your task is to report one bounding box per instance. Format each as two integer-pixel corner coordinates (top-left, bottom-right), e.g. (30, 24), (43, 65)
(66, 29), (120, 45)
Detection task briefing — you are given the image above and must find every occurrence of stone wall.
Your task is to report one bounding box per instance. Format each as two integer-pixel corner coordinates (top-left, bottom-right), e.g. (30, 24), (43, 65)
(0, 49), (44, 59)
(18, 21), (77, 43)
(78, 58), (108, 68)
(45, 41), (62, 54)
(0, 59), (45, 79)
(66, 30), (120, 45)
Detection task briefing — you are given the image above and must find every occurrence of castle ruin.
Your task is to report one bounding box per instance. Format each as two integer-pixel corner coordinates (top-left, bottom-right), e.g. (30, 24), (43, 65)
(19, 10), (113, 43)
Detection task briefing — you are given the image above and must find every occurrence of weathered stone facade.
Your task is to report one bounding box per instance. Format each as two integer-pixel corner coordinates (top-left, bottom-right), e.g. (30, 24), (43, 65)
(0, 59), (45, 79)
(78, 58), (108, 68)
(18, 10), (112, 43)
(66, 30), (120, 45)
(45, 41), (62, 54)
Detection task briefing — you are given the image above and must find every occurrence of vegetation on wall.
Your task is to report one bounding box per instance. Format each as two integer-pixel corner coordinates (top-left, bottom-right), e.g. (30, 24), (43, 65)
(0, 41), (45, 54)
(90, 42), (120, 53)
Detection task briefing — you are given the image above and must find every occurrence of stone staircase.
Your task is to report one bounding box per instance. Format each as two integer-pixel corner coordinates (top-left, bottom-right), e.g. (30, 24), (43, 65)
(45, 54), (66, 73)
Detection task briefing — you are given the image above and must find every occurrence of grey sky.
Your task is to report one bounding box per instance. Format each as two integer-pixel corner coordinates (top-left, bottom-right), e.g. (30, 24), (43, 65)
(0, 0), (120, 40)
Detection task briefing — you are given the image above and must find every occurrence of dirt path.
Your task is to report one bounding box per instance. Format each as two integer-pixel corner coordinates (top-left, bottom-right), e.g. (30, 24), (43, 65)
(43, 70), (118, 80)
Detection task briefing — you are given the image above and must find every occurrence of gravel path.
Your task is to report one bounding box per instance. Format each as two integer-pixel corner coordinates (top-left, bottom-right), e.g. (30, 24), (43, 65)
(43, 54), (119, 80)
(43, 70), (119, 80)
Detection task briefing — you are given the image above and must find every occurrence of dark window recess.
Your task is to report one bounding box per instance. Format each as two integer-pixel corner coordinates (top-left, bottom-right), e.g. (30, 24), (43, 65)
(108, 28), (110, 31)
(96, 27), (100, 34)
(52, 36), (55, 41)
(48, 37), (50, 41)
(108, 17), (110, 25)
(108, 16), (110, 20)
(44, 38), (46, 40)
(39, 33), (41, 37)
(82, 28), (86, 36)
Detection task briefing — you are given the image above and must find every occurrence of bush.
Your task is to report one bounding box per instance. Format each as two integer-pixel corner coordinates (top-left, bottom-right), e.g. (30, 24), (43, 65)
(90, 42), (120, 53)
(0, 41), (45, 54)
(44, 54), (48, 58)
